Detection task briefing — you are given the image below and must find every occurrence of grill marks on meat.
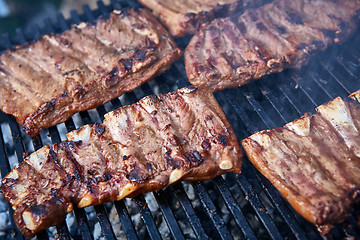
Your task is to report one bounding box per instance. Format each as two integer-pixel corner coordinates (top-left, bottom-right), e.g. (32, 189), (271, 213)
(0, 8), (182, 136)
(137, 0), (268, 37)
(242, 92), (360, 235)
(1, 87), (242, 237)
(185, 0), (360, 91)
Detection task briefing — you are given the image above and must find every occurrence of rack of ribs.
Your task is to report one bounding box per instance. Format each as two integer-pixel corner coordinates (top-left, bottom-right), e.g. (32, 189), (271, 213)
(137, 0), (268, 37)
(185, 0), (360, 90)
(1, 87), (242, 237)
(0, 8), (182, 136)
(242, 90), (360, 235)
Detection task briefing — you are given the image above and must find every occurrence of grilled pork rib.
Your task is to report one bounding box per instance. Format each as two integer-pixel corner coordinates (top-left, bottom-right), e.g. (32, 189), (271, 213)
(137, 0), (267, 37)
(0, 8), (182, 136)
(1, 87), (242, 237)
(242, 91), (360, 235)
(185, 0), (360, 91)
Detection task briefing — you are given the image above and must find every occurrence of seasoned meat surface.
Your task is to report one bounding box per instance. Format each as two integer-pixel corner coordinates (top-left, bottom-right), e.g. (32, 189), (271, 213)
(1, 87), (242, 237)
(185, 0), (360, 91)
(0, 8), (182, 136)
(137, 0), (268, 37)
(242, 91), (360, 235)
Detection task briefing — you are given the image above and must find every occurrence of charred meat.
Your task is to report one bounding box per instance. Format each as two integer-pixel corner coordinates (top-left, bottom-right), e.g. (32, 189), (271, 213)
(0, 8), (182, 136)
(1, 87), (242, 237)
(242, 91), (360, 235)
(185, 0), (360, 90)
(137, 0), (268, 37)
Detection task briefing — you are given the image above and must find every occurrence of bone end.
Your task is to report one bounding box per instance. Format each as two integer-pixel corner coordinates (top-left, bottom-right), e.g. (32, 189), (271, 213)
(22, 210), (37, 231)
(77, 195), (94, 208)
(219, 160), (233, 170)
(117, 183), (137, 200)
(169, 169), (184, 184)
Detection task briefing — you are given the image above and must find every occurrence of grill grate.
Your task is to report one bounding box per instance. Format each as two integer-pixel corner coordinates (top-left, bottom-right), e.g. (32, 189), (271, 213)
(0, 0), (360, 239)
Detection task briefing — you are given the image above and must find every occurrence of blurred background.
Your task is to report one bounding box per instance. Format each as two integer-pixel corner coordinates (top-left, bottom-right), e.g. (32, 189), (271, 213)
(0, 0), (110, 37)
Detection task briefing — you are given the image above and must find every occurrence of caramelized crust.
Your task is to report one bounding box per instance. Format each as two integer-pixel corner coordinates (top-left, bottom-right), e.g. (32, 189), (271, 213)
(0, 8), (182, 136)
(1, 87), (242, 237)
(185, 0), (360, 90)
(137, 0), (267, 37)
(242, 91), (360, 235)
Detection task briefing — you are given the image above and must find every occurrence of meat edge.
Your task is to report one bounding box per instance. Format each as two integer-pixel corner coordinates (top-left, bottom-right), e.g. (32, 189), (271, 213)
(20, 48), (182, 136)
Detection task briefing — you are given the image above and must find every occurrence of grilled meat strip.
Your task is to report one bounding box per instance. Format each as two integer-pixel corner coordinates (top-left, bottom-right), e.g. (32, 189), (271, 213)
(1, 87), (242, 238)
(242, 91), (360, 235)
(137, 0), (268, 37)
(0, 8), (182, 136)
(185, 0), (360, 91)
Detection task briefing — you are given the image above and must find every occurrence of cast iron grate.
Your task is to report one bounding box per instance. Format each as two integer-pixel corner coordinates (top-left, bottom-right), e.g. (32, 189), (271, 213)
(0, 0), (359, 239)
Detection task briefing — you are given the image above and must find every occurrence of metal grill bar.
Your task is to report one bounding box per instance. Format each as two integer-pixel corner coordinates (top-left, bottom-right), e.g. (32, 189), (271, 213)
(0, 115), (24, 240)
(171, 184), (209, 240)
(74, 208), (94, 240)
(235, 174), (283, 240)
(94, 205), (117, 240)
(194, 181), (233, 240)
(115, 200), (139, 240)
(134, 195), (162, 240)
(213, 176), (257, 240)
(153, 191), (186, 240)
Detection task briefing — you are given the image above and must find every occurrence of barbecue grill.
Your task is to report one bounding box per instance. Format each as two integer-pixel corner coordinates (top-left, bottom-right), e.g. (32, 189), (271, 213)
(0, 0), (359, 239)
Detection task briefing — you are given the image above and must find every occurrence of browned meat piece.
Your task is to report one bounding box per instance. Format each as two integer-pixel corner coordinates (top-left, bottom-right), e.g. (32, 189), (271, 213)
(0, 8), (182, 136)
(185, 0), (360, 91)
(1, 87), (242, 237)
(242, 91), (360, 235)
(137, 0), (268, 37)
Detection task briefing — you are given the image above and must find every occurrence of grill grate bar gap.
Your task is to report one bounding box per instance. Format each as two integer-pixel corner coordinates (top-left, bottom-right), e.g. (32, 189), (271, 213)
(12, 28), (26, 45)
(222, 90), (267, 134)
(240, 86), (277, 129)
(57, 13), (69, 32)
(193, 181), (233, 240)
(73, 208), (94, 240)
(234, 174), (283, 240)
(257, 77), (302, 122)
(278, 84), (317, 114)
(334, 53), (359, 79)
(56, 223), (72, 240)
(110, 0), (122, 9)
(97, 1), (110, 15)
(36, 230), (50, 240)
(289, 73), (324, 107)
(7, 116), (25, 164)
(0, 122), (12, 177)
(31, 135), (43, 151)
(318, 61), (351, 95)
(214, 176), (257, 240)
(249, 82), (289, 127)
(83, 5), (95, 22)
(153, 191), (186, 240)
(115, 200), (139, 240)
(301, 66), (350, 102)
(134, 195), (162, 240)
(171, 184), (209, 240)
(94, 205), (117, 240)
(70, 10), (82, 24)
(0, 33), (11, 52)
